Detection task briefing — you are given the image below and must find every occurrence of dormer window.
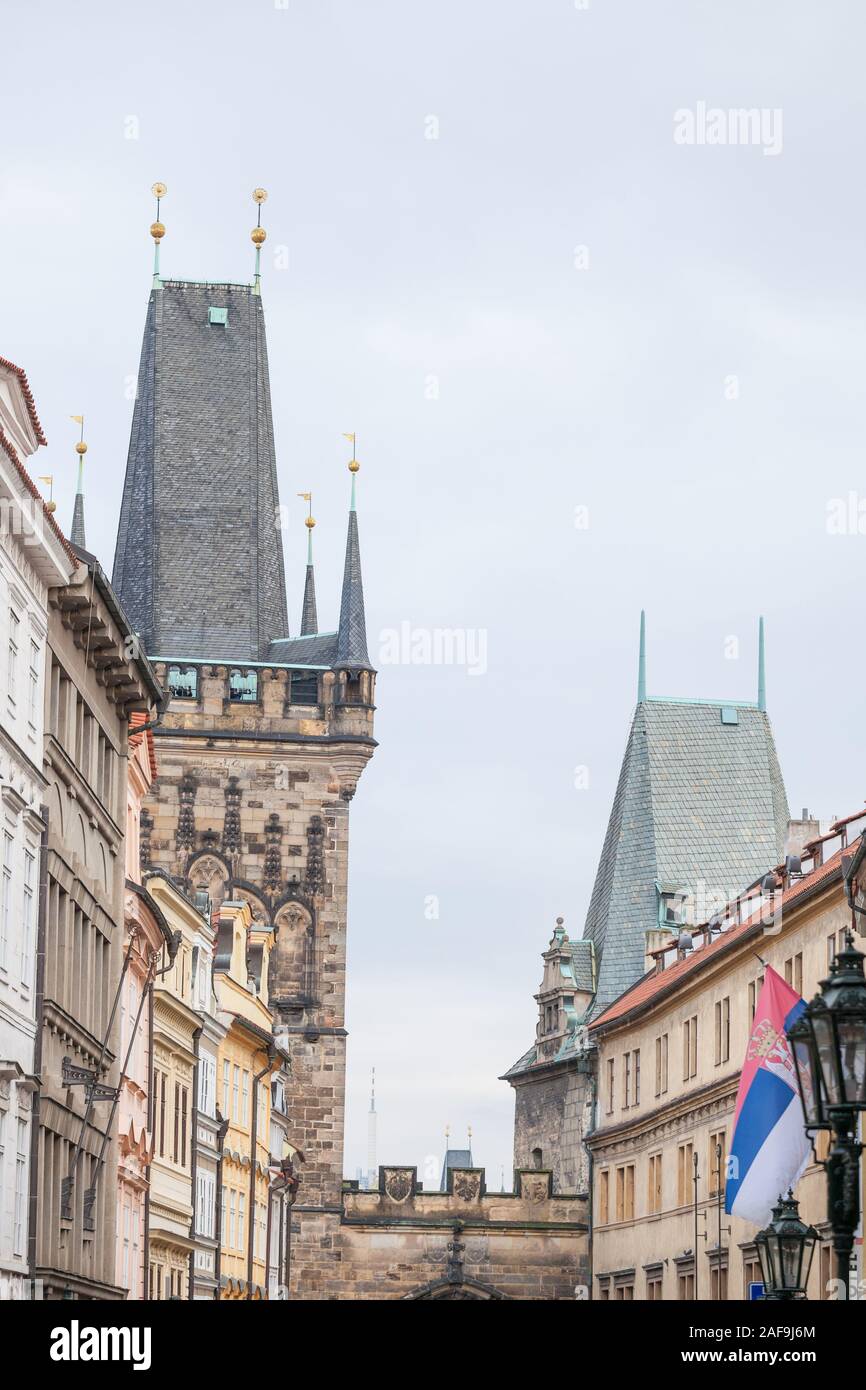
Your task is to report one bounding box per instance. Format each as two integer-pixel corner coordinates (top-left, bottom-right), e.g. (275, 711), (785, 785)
(659, 890), (687, 927)
(229, 669), (257, 703)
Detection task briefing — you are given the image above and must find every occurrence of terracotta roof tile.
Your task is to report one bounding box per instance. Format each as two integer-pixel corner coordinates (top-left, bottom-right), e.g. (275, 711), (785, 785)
(0, 355), (47, 445)
(0, 423), (77, 565)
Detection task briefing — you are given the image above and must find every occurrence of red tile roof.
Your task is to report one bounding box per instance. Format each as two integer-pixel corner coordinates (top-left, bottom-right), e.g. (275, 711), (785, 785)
(0, 355), (47, 445)
(0, 422), (77, 566)
(589, 846), (846, 1032)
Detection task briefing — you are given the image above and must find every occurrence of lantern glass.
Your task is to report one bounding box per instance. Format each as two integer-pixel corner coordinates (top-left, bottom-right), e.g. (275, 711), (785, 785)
(811, 1011), (842, 1106)
(789, 1021), (826, 1128)
(779, 1235), (804, 1291)
(837, 1017), (866, 1107)
(755, 1231), (773, 1292)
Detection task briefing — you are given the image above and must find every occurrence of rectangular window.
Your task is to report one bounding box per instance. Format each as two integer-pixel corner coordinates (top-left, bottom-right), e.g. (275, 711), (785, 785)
(623, 1052), (631, 1107)
(606, 1058), (615, 1114)
(784, 952), (803, 995)
(714, 997), (730, 1065)
(222, 1060), (230, 1118)
(242, 1070), (249, 1126)
(14, 1119), (27, 1256)
(683, 1016), (697, 1080)
(677, 1141), (694, 1206)
(228, 1190), (236, 1250)
(8, 609), (19, 701)
(28, 640), (39, 727)
(647, 1274), (663, 1300)
(819, 1243), (832, 1299)
(614, 1164), (635, 1222)
(1, 832), (12, 969)
(158, 1070), (167, 1157)
(709, 1130), (727, 1198)
(748, 977), (762, 1025)
(633, 1048), (640, 1105)
(598, 1169), (609, 1225)
(655, 1033), (668, 1096)
(173, 1081), (180, 1162)
(710, 1263), (728, 1299)
(744, 1255), (761, 1297)
(648, 1152), (662, 1214)
(678, 1268), (695, 1300)
(21, 850), (34, 987)
(180, 1086), (188, 1168)
(232, 1065), (240, 1122)
(238, 1191), (245, 1249)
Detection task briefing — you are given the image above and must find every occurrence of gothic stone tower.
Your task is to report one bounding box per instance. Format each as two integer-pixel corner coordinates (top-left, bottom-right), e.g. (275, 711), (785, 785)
(112, 209), (376, 1297)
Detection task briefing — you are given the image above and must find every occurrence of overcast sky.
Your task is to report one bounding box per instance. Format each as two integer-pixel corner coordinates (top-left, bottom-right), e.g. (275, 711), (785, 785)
(4, 0), (866, 1187)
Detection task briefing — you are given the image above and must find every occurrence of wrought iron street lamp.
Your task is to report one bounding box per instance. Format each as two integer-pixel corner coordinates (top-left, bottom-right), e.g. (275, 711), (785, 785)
(786, 933), (866, 1299)
(754, 1191), (817, 1300)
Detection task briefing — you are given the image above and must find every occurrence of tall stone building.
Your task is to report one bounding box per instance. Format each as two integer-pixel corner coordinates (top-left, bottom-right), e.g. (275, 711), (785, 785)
(36, 548), (162, 1299)
(503, 615), (790, 1197)
(111, 205), (376, 1297)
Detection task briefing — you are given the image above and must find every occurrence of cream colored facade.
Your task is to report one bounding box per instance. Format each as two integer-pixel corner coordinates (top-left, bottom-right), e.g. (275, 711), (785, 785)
(587, 821), (864, 1302)
(212, 899), (285, 1300)
(144, 871), (205, 1300)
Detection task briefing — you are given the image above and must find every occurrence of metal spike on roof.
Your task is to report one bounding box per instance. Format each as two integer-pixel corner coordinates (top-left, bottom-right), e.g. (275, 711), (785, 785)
(335, 461), (371, 670)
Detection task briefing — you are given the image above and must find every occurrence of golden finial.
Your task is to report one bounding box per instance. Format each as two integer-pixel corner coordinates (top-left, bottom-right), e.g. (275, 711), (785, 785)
(150, 184), (166, 285)
(252, 188), (267, 293)
(342, 432), (359, 472)
(298, 492), (315, 528)
(38, 475), (56, 513)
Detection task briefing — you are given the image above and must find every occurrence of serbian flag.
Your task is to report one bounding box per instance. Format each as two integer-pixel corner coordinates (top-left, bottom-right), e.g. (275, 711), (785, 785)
(724, 966), (811, 1226)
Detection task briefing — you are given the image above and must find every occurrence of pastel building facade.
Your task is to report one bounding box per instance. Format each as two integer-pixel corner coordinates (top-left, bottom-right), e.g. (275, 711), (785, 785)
(115, 719), (173, 1298)
(587, 816), (863, 1301)
(0, 357), (74, 1298)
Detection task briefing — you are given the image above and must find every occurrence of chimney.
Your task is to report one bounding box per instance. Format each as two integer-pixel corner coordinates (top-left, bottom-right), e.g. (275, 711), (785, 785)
(785, 808), (821, 860)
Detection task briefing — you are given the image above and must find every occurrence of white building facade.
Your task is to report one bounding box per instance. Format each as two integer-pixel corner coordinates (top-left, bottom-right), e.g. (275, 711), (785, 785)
(0, 357), (73, 1297)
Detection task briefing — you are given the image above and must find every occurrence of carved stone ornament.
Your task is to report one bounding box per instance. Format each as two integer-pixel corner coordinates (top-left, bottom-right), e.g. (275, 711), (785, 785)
(383, 1168), (413, 1203)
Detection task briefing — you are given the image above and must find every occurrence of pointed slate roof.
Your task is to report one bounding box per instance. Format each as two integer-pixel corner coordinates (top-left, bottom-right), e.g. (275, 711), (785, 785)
(70, 489), (86, 548)
(335, 502), (371, 669)
(584, 698), (789, 1016)
(300, 564), (318, 636)
(112, 281), (289, 660)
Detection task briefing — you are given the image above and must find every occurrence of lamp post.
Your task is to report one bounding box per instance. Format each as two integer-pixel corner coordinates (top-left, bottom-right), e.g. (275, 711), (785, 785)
(754, 1191), (818, 1300)
(786, 933), (866, 1299)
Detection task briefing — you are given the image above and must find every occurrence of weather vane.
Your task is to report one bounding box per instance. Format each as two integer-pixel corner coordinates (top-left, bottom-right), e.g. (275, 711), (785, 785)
(298, 492), (315, 560)
(150, 182), (166, 286)
(251, 188), (267, 294)
(37, 475), (55, 514)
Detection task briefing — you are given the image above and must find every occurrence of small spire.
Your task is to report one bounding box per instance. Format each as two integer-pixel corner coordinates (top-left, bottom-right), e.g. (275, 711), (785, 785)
(637, 609), (647, 702)
(335, 437), (371, 669)
(150, 183), (166, 289)
(467, 1125), (473, 1163)
(370, 1066), (376, 1114)
(757, 615), (766, 711)
(251, 188), (267, 295)
(298, 492), (318, 635)
(69, 415), (87, 548)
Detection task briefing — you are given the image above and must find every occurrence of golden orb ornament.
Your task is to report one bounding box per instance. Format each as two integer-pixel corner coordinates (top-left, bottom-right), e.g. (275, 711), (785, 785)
(348, 458), (360, 473)
(150, 220), (166, 241)
(251, 226), (267, 246)
(45, 500), (57, 514)
(75, 441), (88, 456)
(151, 182), (167, 199)
(252, 188), (268, 205)
(305, 514), (316, 529)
